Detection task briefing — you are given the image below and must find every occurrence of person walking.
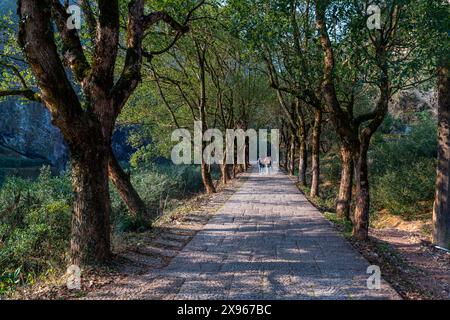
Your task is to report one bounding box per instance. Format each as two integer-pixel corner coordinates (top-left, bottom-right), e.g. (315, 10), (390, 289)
(267, 156), (272, 174)
(258, 157), (264, 175)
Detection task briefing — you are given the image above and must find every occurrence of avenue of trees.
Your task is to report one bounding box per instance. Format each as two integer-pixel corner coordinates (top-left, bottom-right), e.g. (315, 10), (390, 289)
(0, 0), (448, 270)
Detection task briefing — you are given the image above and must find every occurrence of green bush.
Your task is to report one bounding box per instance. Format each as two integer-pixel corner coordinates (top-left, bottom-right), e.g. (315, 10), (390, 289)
(369, 113), (437, 218)
(371, 159), (435, 218)
(322, 152), (342, 184)
(0, 167), (72, 293)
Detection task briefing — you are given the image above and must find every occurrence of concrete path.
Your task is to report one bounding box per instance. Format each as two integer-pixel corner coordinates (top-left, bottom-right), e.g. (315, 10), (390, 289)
(94, 170), (400, 300)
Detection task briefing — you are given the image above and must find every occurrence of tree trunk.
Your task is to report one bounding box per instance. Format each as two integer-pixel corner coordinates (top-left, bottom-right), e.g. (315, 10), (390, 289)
(196, 42), (216, 194)
(433, 65), (450, 249)
(245, 137), (250, 170)
(352, 142), (370, 240)
(108, 152), (151, 220)
(201, 161), (216, 194)
(289, 136), (296, 176)
(220, 151), (228, 185)
(226, 164), (233, 181)
(336, 144), (353, 220)
(310, 108), (322, 198)
(70, 139), (111, 266)
(241, 139), (248, 172)
(298, 139), (307, 186)
(285, 135), (291, 172)
(220, 164), (228, 184)
(284, 148), (288, 169)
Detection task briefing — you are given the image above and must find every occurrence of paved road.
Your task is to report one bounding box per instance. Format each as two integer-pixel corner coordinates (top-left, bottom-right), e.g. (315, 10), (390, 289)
(93, 169), (400, 300)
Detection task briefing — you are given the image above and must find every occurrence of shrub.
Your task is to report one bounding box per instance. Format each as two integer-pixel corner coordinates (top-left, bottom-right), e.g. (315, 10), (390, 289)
(371, 159), (435, 218)
(322, 152), (342, 184)
(0, 167), (72, 293)
(369, 113), (437, 218)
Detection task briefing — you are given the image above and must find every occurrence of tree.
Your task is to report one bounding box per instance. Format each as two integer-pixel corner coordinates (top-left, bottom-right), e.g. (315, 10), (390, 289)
(147, 5), (275, 190)
(1, 0), (202, 265)
(234, 0), (324, 192)
(417, 0), (450, 249)
(147, 20), (218, 193)
(315, 0), (434, 238)
(434, 63), (450, 249)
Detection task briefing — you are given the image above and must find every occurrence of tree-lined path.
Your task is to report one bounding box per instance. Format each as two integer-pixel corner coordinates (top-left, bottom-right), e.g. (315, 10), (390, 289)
(90, 169), (399, 300)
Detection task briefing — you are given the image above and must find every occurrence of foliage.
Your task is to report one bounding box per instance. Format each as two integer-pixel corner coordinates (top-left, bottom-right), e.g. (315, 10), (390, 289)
(0, 167), (72, 293)
(370, 114), (437, 218)
(324, 212), (353, 239)
(317, 114), (437, 220)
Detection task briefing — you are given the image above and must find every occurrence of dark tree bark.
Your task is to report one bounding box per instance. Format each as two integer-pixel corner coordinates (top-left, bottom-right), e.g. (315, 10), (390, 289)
(70, 136), (111, 265)
(336, 144), (353, 220)
(196, 41), (216, 194)
(288, 135), (296, 176)
(108, 152), (152, 220)
(316, 0), (359, 221)
(283, 148), (288, 170)
(10, 0), (149, 223)
(298, 139), (308, 186)
(245, 137), (250, 171)
(433, 65), (450, 249)
(297, 102), (308, 186)
(220, 164), (228, 184)
(201, 162), (216, 193)
(353, 141), (370, 240)
(286, 134), (291, 173)
(220, 152), (232, 184)
(310, 108), (322, 198)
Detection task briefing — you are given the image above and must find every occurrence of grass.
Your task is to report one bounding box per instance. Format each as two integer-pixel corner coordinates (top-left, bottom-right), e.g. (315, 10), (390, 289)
(323, 212), (353, 239)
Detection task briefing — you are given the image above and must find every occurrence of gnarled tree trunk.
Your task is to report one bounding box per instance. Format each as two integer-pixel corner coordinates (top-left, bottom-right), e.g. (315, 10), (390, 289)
(220, 152), (229, 185)
(433, 65), (450, 249)
(108, 151), (151, 220)
(298, 138), (307, 186)
(196, 41), (216, 194)
(201, 161), (216, 194)
(220, 164), (228, 184)
(288, 135), (296, 176)
(336, 144), (353, 220)
(352, 141), (370, 240)
(310, 108), (322, 197)
(70, 131), (111, 266)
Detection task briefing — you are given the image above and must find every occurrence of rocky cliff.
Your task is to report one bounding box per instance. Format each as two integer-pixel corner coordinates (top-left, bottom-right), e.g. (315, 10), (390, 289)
(0, 99), (136, 175)
(0, 99), (68, 171)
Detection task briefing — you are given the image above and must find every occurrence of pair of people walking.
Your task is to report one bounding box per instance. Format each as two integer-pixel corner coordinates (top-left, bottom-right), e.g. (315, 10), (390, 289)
(258, 156), (272, 175)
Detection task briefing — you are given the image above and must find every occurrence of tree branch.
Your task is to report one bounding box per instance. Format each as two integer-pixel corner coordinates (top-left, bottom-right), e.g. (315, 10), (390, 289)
(51, 0), (90, 83)
(0, 89), (41, 102)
